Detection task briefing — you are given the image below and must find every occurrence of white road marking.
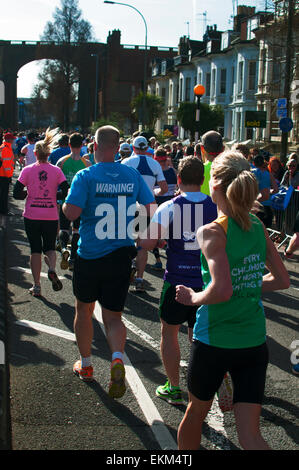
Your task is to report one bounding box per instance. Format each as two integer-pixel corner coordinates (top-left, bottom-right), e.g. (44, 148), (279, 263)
(122, 316), (188, 368)
(15, 319), (76, 341)
(15, 312), (229, 450)
(11, 266), (65, 280)
(93, 303), (177, 450)
(11, 240), (30, 247)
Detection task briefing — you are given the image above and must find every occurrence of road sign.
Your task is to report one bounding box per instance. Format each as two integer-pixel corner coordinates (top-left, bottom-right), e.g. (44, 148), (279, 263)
(277, 98), (287, 109)
(245, 110), (267, 128)
(279, 117), (293, 132)
(276, 108), (287, 119)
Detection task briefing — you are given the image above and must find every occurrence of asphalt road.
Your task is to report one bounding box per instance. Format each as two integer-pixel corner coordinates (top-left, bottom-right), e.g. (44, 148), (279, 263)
(4, 173), (299, 453)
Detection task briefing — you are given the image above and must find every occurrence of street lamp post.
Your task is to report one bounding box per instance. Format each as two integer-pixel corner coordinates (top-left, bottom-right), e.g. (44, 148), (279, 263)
(193, 84), (205, 144)
(91, 54), (99, 123)
(103, 1), (148, 129)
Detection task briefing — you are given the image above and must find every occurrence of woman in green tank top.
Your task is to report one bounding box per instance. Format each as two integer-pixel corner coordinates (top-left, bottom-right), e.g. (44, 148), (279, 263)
(175, 150), (290, 450)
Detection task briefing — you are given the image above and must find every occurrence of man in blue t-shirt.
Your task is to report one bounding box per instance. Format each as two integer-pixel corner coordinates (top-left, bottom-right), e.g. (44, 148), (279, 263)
(48, 134), (70, 165)
(63, 125), (154, 398)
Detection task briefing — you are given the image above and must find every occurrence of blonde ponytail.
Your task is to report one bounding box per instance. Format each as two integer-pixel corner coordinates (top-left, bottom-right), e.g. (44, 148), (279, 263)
(34, 127), (61, 162)
(211, 150), (258, 231)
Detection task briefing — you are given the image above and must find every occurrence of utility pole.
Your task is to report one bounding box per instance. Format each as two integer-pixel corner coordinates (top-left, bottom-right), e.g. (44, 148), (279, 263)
(280, 0), (295, 164)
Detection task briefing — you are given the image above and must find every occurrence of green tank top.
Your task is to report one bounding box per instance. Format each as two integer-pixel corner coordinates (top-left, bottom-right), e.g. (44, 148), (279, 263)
(60, 156), (89, 202)
(61, 155), (89, 186)
(193, 214), (267, 348)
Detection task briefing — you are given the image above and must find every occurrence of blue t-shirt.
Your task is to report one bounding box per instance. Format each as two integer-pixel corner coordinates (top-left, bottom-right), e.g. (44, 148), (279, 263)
(252, 167), (271, 206)
(65, 162), (154, 259)
(48, 147), (71, 165)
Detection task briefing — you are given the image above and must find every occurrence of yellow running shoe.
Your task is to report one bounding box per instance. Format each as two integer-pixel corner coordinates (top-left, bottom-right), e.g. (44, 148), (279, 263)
(108, 358), (126, 398)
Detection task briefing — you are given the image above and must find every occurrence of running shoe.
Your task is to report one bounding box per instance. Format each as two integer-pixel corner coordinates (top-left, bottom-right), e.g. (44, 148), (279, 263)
(48, 270), (63, 291)
(151, 261), (163, 270)
(155, 380), (183, 405)
(29, 285), (41, 297)
(108, 358), (126, 398)
(134, 279), (145, 292)
(292, 363), (299, 375)
(73, 360), (94, 382)
(60, 248), (70, 270)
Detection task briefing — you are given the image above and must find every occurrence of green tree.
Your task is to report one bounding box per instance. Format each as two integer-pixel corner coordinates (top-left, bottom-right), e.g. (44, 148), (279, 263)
(131, 92), (164, 130)
(36, 0), (94, 130)
(177, 102), (224, 140)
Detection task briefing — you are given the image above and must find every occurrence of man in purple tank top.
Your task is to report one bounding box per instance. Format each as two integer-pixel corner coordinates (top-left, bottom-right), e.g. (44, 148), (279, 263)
(139, 156), (217, 404)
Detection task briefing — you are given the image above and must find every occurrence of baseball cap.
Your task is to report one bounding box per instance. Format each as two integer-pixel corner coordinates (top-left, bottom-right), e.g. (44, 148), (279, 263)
(133, 136), (148, 150)
(4, 132), (15, 141)
(120, 143), (131, 153)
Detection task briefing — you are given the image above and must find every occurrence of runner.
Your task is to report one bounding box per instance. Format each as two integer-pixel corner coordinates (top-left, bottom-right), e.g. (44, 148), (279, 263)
(122, 135), (168, 292)
(139, 156), (217, 404)
(62, 125), (155, 397)
(12, 128), (69, 297)
(48, 134), (70, 165)
(151, 147), (178, 270)
(56, 133), (91, 271)
(20, 132), (37, 167)
(175, 150), (290, 450)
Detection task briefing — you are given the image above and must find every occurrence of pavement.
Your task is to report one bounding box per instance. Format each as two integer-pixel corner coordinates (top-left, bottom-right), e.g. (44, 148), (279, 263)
(1, 170), (299, 454)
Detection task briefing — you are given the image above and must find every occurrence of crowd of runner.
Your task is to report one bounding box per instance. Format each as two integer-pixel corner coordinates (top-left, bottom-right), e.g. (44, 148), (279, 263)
(0, 125), (298, 450)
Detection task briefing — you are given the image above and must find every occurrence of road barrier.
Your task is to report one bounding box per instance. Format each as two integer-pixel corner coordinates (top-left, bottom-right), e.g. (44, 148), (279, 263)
(269, 189), (299, 248)
(0, 225), (11, 449)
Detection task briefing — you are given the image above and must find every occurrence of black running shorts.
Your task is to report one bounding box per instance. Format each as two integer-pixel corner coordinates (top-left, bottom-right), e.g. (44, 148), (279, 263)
(159, 281), (202, 328)
(188, 340), (269, 404)
(72, 246), (137, 311)
(24, 217), (58, 254)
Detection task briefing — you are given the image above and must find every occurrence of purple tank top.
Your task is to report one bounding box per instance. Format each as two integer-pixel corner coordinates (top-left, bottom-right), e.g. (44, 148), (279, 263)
(164, 194), (217, 288)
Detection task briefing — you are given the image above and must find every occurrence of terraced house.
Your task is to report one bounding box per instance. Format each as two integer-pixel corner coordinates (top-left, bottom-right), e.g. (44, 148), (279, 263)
(148, 2), (298, 150)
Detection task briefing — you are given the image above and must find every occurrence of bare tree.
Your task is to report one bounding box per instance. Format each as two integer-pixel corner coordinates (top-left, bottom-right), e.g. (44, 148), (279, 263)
(36, 0), (94, 130)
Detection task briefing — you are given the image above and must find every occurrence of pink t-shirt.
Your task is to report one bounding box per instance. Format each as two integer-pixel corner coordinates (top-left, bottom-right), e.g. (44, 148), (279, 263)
(18, 162), (66, 220)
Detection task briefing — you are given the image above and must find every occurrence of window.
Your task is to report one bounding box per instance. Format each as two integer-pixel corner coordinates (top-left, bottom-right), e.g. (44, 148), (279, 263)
(273, 60), (281, 83)
(220, 69), (227, 94)
(238, 62), (244, 94)
(231, 66), (235, 96)
(185, 77), (191, 101)
(169, 83), (173, 106)
(248, 62), (256, 90)
(260, 49), (267, 84)
(179, 77), (183, 102)
(211, 69), (216, 97)
(206, 72), (211, 96)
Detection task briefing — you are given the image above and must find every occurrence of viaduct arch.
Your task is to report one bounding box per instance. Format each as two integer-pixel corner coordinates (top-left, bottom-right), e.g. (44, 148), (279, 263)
(0, 31), (177, 130)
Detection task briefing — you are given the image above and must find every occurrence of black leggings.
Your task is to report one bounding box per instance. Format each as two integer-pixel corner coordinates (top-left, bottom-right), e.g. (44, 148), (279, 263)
(188, 340), (269, 404)
(24, 218), (58, 254)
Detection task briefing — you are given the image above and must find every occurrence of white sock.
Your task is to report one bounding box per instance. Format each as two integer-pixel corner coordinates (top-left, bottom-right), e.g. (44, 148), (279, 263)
(112, 352), (123, 362)
(81, 356), (91, 368)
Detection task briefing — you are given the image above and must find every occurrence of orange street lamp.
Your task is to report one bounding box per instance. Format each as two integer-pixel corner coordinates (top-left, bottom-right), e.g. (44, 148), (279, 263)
(194, 84), (205, 143)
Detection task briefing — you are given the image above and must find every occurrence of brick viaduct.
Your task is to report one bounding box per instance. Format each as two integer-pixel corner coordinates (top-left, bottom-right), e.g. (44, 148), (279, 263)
(0, 30), (177, 130)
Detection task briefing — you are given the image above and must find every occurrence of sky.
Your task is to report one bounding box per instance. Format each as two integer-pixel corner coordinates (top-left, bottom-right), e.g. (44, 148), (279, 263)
(1, 0), (261, 97)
